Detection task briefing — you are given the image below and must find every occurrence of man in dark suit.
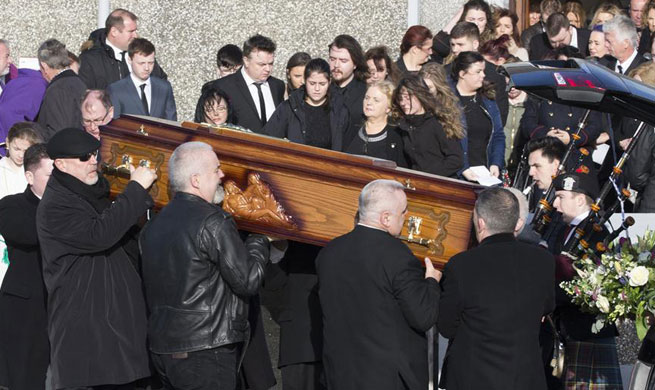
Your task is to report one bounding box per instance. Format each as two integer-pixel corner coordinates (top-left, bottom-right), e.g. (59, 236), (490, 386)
(107, 38), (176, 120)
(78, 8), (167, 90)
(530, 12), (590, 60)
(603, 15), (648, 75)
(316, 179), (442, 390)
(0, 143), (52, 389)
(438, 187), (555, 390)
(212, 34), (285, 133)
(598, 15), (648, 198)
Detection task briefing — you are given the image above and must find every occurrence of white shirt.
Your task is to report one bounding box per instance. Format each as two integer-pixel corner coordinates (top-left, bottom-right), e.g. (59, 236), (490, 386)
(130, 73), (152, 112)
(241, 67), (275, 121)
(569, 27), (579, 49)
(106, 39), (132, 73)
(565, 210), (590, 243)
(0, 157), (27, 200)
(616, 49), (638, 74)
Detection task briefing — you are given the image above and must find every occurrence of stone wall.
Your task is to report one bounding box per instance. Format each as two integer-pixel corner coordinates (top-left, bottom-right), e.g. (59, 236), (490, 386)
(1, 0), (466, 121)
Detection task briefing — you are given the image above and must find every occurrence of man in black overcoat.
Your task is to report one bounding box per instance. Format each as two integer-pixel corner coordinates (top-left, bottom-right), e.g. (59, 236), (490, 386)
(316, 179), (442, 390)
(0, 144), (52, 389)
(438, 187), (555, 390)
(36, 128), (157, 389)
(36, 39), (87, 140)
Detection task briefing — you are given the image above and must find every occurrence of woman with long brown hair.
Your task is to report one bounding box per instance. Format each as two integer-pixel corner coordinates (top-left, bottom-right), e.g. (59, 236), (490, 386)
(392, 75), (464, 177)
(494, 8), (529, 61)
(418, 62), (465, 141)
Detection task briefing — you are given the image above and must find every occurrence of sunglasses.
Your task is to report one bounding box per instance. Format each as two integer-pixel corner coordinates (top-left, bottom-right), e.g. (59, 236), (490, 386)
(78, 150), (99, 162)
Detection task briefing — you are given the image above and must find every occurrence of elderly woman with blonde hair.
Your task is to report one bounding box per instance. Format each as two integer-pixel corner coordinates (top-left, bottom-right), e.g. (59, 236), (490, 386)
(344, 80), (407, 167)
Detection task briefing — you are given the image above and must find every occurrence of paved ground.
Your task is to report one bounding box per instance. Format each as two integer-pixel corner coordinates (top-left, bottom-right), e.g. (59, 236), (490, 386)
(261, 310), (634, 390)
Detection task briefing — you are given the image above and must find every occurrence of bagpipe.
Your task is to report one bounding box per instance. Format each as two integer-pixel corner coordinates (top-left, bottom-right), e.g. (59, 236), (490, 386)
(530, 110), (591, 235)
(560, 121), (649, 258)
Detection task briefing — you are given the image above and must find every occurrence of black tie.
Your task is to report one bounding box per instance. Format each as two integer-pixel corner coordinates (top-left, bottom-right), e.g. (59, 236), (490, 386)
(140, 83), (150, 116)
(618, 65), (624, 75)
(254, 82), (266, 125)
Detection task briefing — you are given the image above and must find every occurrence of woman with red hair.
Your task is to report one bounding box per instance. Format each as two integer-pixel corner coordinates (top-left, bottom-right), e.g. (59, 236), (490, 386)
(397, 25), (433, 74)
(494, 8), (528, 61)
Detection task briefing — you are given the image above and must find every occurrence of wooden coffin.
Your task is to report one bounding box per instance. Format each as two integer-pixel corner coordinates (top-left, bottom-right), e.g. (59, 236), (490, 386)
(100, 115), (481, 268)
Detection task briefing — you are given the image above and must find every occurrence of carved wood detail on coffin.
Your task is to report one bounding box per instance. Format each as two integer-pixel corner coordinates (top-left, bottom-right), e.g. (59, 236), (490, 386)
(222, 172), (297, 229)
(399, 209), (450, 256)
(102, 143), (166, 199)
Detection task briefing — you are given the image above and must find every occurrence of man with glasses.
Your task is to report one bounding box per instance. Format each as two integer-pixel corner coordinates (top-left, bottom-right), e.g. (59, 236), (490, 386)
(81, 89), (113, 140)
(37, 128), (157, 389)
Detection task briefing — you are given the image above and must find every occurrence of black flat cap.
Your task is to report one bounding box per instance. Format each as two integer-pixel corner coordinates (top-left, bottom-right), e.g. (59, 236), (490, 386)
(47, 128), (100, 159)
(553, 172), (599, 200)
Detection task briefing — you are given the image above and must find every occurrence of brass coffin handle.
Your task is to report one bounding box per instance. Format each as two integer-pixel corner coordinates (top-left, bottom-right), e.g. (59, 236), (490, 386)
(398, 216), (434, 248)
(101, 155), (152, 178)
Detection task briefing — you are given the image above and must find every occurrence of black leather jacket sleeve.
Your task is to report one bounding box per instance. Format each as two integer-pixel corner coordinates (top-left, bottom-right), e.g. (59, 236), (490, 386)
(202, 214), (270, 297)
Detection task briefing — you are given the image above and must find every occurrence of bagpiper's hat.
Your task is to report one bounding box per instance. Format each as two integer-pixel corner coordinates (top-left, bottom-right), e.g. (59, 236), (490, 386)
(553, 170), (599, 200)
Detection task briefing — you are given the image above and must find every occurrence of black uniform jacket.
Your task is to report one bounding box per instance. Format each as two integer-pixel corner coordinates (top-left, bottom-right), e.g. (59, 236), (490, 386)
(316, 225), (440, 390)
(0, 188), (49, 390)
(438, 233), (555, 390)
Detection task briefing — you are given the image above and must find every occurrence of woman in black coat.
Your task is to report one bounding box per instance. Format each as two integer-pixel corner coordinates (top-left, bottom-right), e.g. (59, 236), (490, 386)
(345, 80), (407, 167)
(263, 58), (350, 389)
(392, 74), (464, 178)
(264, 58), (349, 151)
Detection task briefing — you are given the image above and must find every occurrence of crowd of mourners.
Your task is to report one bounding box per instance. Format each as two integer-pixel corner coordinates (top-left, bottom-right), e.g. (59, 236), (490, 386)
(0, 0), (654, 389)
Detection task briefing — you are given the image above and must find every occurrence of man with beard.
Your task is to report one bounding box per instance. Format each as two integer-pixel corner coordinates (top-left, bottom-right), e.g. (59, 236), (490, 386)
(37, 128), (157, 389)
(328, 34), (367, 147)
(139, 141), (270, 390)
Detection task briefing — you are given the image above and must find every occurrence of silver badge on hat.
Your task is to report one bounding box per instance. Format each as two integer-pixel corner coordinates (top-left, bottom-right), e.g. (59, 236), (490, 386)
(563, 177), (576, 191)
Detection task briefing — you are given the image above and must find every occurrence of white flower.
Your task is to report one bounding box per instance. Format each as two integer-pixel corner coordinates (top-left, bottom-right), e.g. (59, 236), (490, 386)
(629, 266), (650, 287)
(639, 252), (651, 263)
(597, 295), (610, 313)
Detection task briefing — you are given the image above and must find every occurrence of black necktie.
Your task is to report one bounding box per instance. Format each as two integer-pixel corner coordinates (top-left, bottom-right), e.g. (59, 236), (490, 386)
(618, 65), (624, 75)
(140, 83), (150, 116)
(254, 82), (266, 125)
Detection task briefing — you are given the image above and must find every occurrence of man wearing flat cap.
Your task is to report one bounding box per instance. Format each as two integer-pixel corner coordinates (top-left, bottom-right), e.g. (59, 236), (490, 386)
(541, 171), (622, 389)
(36, 128), (157, 389)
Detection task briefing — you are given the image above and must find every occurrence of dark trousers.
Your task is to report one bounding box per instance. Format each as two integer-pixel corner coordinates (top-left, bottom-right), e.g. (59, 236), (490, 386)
(281, 362), (326, 390)
(60, 383), (135, 390)
(151, 344), (242, 390)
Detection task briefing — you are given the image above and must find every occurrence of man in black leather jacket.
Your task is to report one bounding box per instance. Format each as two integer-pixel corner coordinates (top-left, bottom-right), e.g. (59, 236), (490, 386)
(139, 141), (270, 390)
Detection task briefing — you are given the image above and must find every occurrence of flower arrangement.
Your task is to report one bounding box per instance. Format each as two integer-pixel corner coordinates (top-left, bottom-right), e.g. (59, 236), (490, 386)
(560, 230), (655, 339)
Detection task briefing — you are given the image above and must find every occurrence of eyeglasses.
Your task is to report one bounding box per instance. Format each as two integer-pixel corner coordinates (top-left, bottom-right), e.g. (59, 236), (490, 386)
(78, 150), (99, 162)
(206, 106), (228, 115)
(82, 110), (109, 127)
